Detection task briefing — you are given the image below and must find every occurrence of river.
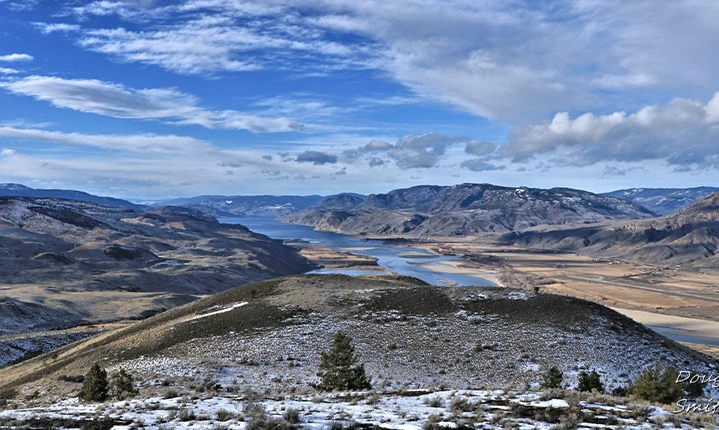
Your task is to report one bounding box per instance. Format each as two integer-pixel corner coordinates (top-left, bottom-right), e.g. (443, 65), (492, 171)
(220, 216), (497, 287)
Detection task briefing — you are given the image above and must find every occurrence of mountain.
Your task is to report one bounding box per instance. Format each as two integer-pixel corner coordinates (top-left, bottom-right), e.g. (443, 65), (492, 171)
(1, 274), (713, 410)
(604, 187), (719, 215)
(144, 194), (327, 217)
(503, 191), (719, 268)
(281, 183), (656, 236)
(0, 197), (315, 367)
(0, 183), (146, 212)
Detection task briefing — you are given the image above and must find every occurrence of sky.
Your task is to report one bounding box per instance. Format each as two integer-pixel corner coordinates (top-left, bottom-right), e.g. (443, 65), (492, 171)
(1, 0), (719, 199)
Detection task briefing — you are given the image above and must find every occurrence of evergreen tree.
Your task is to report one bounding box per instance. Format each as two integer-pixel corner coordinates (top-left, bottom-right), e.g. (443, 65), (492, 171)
(628, 364), (683, 403)
(577, 369), (604, 393)
(542, 366), (564, 389)
(109, 369), (138, 400)
(80, 363), (108, 402)
(317, 331), (371, 391)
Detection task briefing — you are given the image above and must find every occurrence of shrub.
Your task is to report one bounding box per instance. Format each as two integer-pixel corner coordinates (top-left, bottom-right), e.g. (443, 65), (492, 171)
(423, 395), (444, 408)
(542, 366), (563, 389)
(164, 389), (180, 399)
(449, 396), (474, 413)
(215, 408), (234, 421)
(577, 370), (603, 393)
(178, 408), (196, 421)
(243, 400), (267, 420)
(109, 369), (138, 400)
(283, 407), (301, 424)
(80, 363), (108, 402)
(628, 364), (682, 404)
(316, 331), (372, 391)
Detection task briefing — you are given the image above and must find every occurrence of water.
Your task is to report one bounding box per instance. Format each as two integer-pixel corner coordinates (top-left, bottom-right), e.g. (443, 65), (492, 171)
(220, 216), (497, 287)
(648, 325), (719, 347)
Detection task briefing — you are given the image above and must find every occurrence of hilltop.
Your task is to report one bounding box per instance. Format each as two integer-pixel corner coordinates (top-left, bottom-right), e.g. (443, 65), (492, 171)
(503, 191), (719, 268)
(281, 184), (655, 236)
(0, 197), (315, 367)
(0, 274), (715, 428)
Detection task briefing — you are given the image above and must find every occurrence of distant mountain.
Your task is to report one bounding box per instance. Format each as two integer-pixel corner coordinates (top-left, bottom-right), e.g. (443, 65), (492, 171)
(281, 183), (655, 236)
(0, 183), (145, 212)
(145, 194), (328, 217)
(504, 191), (719, 268)
(604, 187), (719, 215)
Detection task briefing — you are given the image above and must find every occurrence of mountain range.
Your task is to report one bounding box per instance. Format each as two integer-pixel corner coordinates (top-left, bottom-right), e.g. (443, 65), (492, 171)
(281, 184), (656, 236)
(0, 184), (146, 212)
(603, 187), (719, 215)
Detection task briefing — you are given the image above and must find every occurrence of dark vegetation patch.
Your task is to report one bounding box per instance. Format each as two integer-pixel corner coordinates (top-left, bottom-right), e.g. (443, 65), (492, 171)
(102, 245), (160, 262)
(367, 287), (456, 315)
(27, 205), (108, 230)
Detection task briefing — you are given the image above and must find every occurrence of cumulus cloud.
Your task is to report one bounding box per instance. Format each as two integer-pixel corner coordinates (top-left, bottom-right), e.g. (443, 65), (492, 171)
(1, 148), (16, 156)
(0, 68), (18, 74)
(2, 76), (301, 133)
(0, 53), (33, 62)
(499, 92), (719, 169)
(459, 159), (505, 172)
(295, 150), (337, 165)
(262, 154), (273, 161)
(368, 157), (385, 167)
(341, 133), (470, 169)
(465, 140), (498, 156)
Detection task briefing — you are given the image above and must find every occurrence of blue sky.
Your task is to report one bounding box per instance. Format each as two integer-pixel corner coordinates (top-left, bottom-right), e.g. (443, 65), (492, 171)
(1, 0), (719, 199)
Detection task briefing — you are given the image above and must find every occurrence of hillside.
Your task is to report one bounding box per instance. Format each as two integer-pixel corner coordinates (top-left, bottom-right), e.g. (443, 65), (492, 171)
(282, 183), (655, 236)
(0, 184), (146, 212)
(0, 197), (315, 367)
(0, 274), (714, 428)
(503, 191), (719, 268)
(604, 187), (719, 215)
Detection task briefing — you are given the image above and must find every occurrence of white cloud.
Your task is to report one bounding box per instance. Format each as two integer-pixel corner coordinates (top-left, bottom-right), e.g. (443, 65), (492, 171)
(34, 23), (81, 34)
(499, 92), (719, 169)
(0, 126), (210, 153)
(2, 76), (302, 133)
(1, 148), (16, 156)
(0, 68), (18, 74)
(0, 53), (33, 62)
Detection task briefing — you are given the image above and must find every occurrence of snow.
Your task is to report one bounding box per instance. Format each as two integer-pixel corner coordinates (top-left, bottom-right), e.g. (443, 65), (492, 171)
(185, 302), (248, 322)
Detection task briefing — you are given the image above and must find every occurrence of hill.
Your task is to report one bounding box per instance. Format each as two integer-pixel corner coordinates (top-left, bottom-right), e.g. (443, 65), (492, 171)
(604, 187), (719, 215)
(0, 184), (146, 212)
(0, 197), (315, 366)
(0, 274), (714, 428)
(503, 191), (719, 268)
(281, 183), (655, 236)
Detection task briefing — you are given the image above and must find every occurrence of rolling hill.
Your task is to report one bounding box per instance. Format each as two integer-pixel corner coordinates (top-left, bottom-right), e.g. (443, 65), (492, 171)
(0, 197), (315, 367)
(281, 183), (656, 236)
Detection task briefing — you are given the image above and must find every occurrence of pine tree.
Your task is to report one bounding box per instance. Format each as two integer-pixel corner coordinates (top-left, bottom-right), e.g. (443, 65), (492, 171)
(80, 363), (108, 402)
(577, 369), (604, 393)
(109, 369), (138, 400)
(542, 365), (564, 389)
(628, 364), (683, 403)
(317, 331), (371, 391)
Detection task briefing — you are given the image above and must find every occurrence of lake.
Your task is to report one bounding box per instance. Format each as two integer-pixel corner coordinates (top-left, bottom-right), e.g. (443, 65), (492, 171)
(220, 216), (497, 287)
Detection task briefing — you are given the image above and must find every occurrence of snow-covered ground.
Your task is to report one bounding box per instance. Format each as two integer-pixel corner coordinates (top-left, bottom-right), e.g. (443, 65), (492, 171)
(0, 389), (712, 429)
